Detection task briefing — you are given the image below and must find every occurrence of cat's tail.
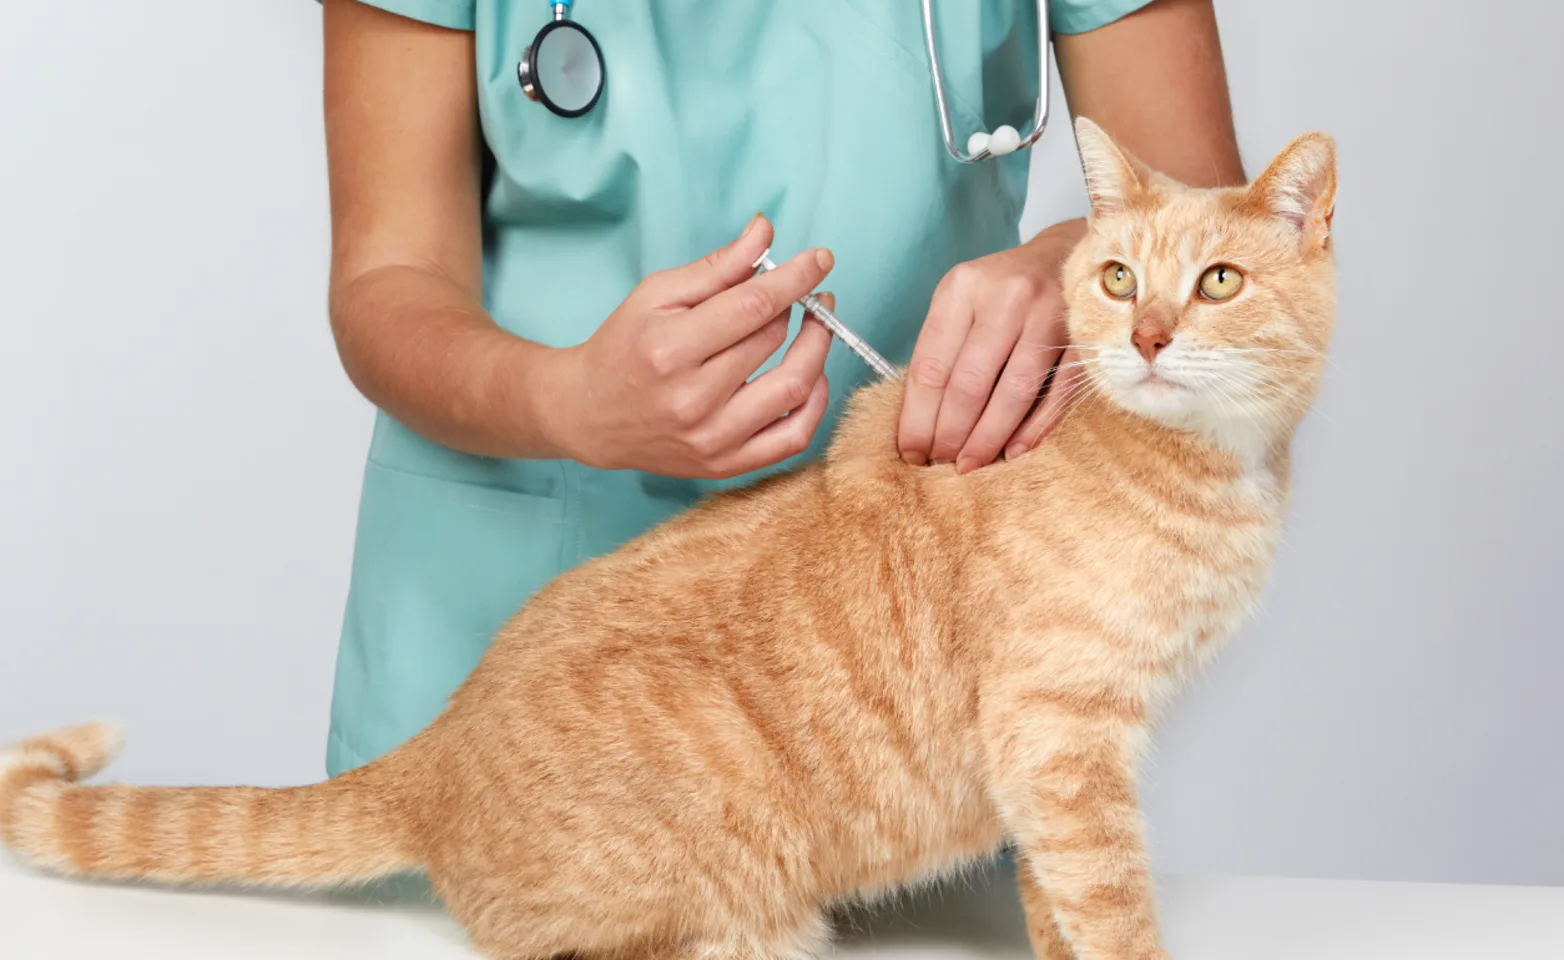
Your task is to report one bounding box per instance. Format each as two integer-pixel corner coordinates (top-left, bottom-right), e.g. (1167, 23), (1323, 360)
(0, 722), (418, 889)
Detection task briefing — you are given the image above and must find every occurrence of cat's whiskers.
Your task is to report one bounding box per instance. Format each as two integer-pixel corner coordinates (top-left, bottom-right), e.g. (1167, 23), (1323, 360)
(1044, 373), (1101, 411)
(1204, 364), (1320, 422)
(1011, 355), (1108, 395)
(1044, 372), (1107, 419)
(1201, 372), (1298, 438)
(1043, 365), (1108, 404)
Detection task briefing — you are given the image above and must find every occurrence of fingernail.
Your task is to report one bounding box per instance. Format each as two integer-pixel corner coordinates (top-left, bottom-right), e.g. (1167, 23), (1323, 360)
(741, 213), (763, 239)
(1006, 443), (1028, 460)
(902, 451), (927, 466)
(956, 456), (978, 474)
(814, 248), (834, 271)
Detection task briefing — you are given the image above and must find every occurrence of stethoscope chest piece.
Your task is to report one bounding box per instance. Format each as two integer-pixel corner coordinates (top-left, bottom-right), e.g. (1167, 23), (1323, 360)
(518, 3), (604, 118)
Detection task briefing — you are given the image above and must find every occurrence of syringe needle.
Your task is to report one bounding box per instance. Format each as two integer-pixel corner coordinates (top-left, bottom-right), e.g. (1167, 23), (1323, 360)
(752, 248), (898, 380)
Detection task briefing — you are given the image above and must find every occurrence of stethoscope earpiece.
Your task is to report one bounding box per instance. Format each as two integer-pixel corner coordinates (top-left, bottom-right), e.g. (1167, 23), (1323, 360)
(924, 0), (1052, 162)
(966, 125), (1023, 159)
(518, 1), (605, 118)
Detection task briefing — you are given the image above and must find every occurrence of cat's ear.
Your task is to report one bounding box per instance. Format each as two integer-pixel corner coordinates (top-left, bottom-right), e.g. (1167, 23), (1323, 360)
(1244, 132), (1337, 251)
(1074, 116), (1151, 217)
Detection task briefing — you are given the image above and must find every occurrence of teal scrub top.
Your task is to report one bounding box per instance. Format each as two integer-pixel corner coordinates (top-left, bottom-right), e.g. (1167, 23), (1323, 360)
(326, 0), (1152, 777)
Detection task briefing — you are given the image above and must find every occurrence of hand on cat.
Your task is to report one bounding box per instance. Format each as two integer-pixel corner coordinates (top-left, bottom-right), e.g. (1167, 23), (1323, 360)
(552, 215), (835, 479)
(898, 218), (1088, 473)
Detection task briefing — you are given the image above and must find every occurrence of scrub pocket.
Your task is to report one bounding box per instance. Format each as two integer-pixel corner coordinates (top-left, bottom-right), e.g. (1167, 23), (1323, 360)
(327, 459), (567, 775)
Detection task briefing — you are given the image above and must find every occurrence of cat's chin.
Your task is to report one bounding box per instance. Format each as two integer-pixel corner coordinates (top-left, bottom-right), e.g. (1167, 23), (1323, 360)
(1103, 380), (1283, 451)
(1101, 376), (1200, 424)
(1133, 376), (1189, 404)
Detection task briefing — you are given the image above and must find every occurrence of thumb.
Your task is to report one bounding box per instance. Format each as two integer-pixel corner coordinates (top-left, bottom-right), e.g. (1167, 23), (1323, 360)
(665, 213), (776, 307)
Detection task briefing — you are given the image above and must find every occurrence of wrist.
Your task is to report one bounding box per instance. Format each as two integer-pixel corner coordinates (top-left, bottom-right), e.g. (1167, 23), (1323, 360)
(486, 335), (580, 462)
(1024, 217), (1088, 257)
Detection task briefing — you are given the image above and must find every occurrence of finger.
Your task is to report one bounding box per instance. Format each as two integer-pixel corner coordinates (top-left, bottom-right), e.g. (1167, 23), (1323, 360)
(703, 290), (835, 403)
(1005, 347), (1086, 459)
(897, 284), (974, 466)
(714, 311), (832, 444)
(927, 295), (1029, 465)
(660, 213), (776, 307)
(686, 247), (834, 360)
(702, 309), (791, 392)
(956, 305), (1065, 473)
(696, 292), (833, 436)
(714, 374), (830, 478)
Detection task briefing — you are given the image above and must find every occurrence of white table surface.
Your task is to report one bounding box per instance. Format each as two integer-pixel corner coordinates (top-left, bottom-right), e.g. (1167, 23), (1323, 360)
(3, 854), (1561, 958)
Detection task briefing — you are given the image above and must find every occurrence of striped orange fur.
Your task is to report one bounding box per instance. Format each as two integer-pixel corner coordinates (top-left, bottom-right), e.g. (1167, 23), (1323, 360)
(0, 119), (1336, 960)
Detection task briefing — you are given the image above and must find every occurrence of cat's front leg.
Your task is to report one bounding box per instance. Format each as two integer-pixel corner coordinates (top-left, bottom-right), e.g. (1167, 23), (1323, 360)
(991, 723), (1167, 960)
(1016, 854), (1079, 960)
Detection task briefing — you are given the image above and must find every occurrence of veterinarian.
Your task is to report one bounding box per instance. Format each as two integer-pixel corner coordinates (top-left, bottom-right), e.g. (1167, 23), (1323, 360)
(320, 0), (1245, 775)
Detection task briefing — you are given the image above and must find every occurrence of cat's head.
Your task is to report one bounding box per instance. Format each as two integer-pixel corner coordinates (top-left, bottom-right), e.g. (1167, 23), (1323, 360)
(1061, 118), (1337, 453)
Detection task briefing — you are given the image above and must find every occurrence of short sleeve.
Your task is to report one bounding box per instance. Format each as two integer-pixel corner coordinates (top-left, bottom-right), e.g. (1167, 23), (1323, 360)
(1049, 0), (1155, 35)
(327, 0), (475, 31)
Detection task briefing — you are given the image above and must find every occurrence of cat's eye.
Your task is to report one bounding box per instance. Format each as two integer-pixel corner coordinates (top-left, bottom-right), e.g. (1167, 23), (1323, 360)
(1101, 261), (1137, 299)
(1198, 264), (1244, 301)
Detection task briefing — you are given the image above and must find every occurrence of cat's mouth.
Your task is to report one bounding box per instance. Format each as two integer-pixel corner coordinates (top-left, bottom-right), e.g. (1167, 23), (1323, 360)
(1134, 368), (1187, 395)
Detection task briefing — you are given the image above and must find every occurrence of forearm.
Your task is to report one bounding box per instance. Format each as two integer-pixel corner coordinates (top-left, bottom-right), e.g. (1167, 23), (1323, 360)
(1056, 0), (1245, 188)
(329, 265), (572, 461)
(1020, 216), (1087, 260)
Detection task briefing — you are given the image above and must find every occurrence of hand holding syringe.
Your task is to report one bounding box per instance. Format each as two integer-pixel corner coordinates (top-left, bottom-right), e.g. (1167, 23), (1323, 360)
(753, 248), (899, 381)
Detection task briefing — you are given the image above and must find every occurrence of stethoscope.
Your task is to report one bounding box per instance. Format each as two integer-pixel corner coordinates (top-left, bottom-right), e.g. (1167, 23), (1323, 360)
(517, 1), (605, 118)
(518, 0), (1052, 162)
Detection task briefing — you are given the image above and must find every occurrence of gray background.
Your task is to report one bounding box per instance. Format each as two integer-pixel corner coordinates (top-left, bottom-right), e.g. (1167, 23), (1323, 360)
(1, 0), (1559, 887)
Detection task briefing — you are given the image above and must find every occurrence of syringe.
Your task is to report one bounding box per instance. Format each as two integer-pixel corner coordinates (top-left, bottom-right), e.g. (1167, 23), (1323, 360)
(752, 248), (899, 381)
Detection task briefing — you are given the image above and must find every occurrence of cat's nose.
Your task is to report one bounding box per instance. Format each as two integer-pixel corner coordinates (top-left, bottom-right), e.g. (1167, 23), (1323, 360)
(1131, 323), (1172, 364)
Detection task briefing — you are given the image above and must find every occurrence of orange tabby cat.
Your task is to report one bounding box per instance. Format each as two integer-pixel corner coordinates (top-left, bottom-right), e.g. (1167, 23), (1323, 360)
(0, 119), (1336, 960)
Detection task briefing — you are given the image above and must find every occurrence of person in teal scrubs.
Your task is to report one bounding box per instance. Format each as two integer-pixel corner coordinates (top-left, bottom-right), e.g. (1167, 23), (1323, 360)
(319, 0), (1246, 776)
